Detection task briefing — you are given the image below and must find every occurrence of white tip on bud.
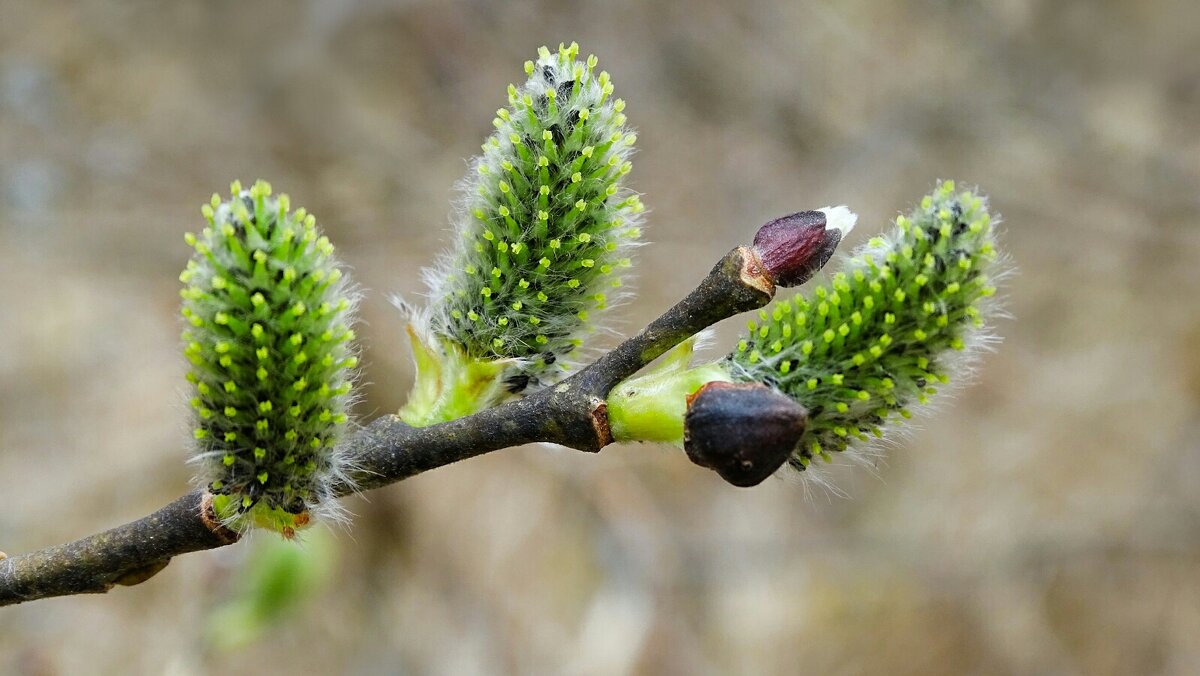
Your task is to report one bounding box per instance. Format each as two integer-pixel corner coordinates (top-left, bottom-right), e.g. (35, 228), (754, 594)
(818, 206), (857, 237)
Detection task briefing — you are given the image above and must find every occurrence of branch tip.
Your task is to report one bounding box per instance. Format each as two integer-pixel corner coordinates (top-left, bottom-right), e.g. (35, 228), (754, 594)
(751, 210), (848, 288)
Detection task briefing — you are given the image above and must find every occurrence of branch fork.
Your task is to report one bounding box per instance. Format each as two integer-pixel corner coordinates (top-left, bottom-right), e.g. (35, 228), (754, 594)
(1, 231), (814, 607)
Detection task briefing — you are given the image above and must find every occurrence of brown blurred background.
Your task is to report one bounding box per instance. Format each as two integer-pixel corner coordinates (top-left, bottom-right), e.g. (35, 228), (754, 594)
(1, 1), (1198, 674)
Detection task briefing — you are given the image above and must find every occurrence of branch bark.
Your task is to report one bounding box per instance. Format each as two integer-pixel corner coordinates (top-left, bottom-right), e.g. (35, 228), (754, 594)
(1, 246), (775, 607)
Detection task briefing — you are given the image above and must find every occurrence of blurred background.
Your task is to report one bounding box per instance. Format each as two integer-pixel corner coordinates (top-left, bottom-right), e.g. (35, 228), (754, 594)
(1, 1), (1198, 674)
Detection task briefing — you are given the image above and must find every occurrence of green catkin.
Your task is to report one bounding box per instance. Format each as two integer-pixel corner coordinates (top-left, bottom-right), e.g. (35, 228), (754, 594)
(181, 180), (359, 535)
(728, 181), (1002, 469)
(405, 42), (642, 424)
(605, 182), (1005, 481)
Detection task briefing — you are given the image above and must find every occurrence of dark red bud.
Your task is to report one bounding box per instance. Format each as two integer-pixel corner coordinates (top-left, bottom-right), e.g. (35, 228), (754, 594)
(752, 211), (843, 287)
(683, 381), (807, 487)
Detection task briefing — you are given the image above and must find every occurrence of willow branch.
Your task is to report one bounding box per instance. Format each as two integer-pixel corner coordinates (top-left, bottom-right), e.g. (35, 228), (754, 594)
(0, 245), (775, 607)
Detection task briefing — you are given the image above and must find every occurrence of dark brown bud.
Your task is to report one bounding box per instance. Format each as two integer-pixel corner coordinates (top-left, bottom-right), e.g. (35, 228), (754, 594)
(752, 207), (855, 287)
(683, 381), (807, 487)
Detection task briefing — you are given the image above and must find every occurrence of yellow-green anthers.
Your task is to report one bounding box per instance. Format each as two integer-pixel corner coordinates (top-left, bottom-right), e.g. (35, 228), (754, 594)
(401, 42), (642, 426)
(181, 180), (359, 536)
(727, 181), (1003, 471)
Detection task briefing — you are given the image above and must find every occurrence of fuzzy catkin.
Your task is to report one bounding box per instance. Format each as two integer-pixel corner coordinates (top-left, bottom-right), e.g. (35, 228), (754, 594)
(728, 181), (1002, 469)
(420, 42), (643, 388)
(180, 180), (358, 531)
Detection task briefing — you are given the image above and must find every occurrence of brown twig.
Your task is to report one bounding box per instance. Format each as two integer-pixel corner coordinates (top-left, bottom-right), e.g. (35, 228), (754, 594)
(0, 246), (776, 607)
